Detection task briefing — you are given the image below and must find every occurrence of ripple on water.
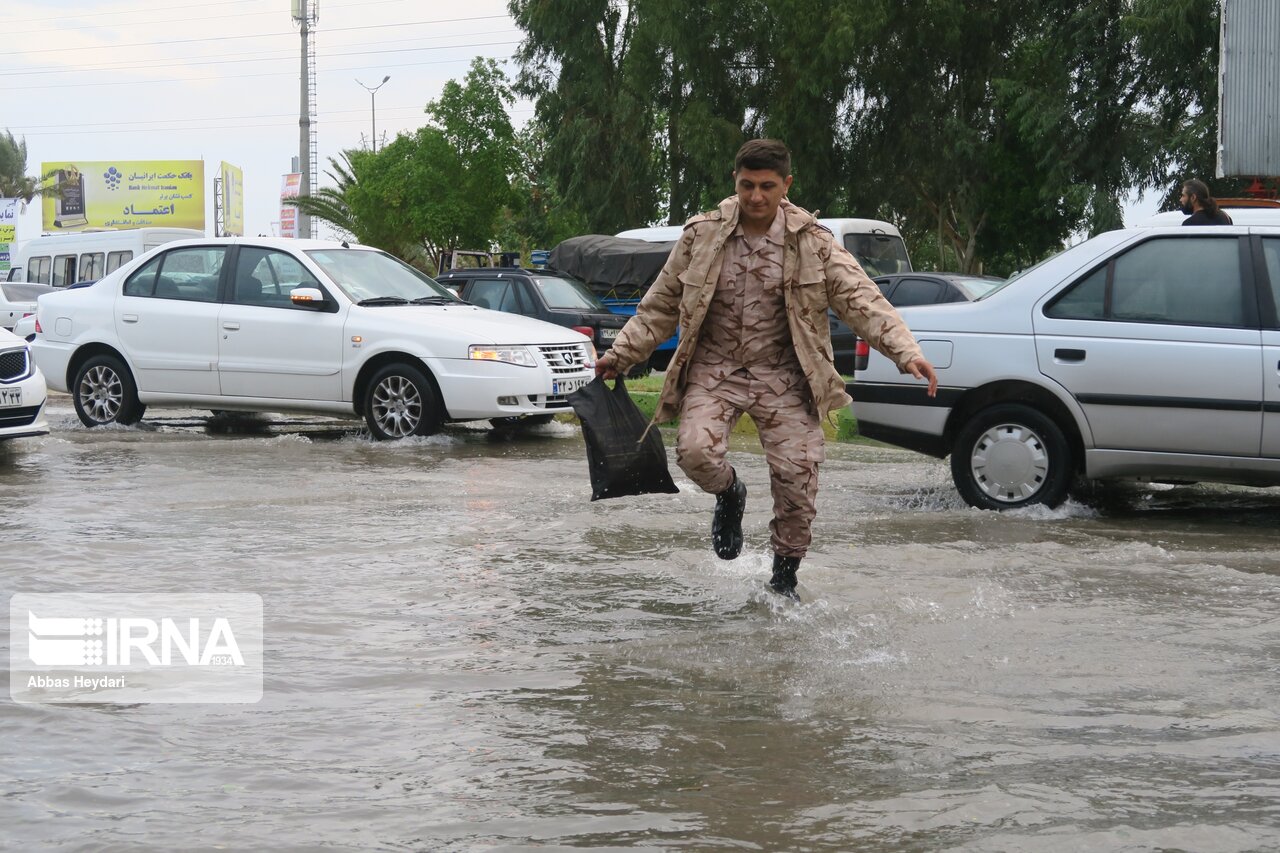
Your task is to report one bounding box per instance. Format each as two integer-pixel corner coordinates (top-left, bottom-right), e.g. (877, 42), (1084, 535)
(4, 401), (1280, 851)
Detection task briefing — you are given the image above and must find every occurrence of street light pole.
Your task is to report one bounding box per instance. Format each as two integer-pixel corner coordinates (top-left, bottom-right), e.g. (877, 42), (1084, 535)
(356, 75), (391, 152)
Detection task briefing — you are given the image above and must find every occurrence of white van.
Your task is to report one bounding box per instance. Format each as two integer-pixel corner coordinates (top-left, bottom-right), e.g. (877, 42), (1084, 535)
(616, 216), (913, 276)
(12, 228), (204, 286)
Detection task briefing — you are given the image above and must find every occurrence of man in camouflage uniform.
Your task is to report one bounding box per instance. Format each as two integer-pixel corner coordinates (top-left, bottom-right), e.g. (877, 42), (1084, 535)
(596, 139), (937, 600)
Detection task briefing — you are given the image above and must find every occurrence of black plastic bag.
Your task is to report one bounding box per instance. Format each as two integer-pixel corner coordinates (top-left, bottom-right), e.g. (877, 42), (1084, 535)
(567, 376), (680, 501)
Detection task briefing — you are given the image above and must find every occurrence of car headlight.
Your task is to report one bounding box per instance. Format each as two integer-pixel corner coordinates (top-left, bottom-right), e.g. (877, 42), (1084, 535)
(468, 345), (538, 368)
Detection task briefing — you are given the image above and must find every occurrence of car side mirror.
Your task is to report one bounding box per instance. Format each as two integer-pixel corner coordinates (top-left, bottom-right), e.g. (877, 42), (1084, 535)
(290, 287), (327, 308)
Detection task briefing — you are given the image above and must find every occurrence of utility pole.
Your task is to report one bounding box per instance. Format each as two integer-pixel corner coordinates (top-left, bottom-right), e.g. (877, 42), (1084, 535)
(294, 0), (317, 238)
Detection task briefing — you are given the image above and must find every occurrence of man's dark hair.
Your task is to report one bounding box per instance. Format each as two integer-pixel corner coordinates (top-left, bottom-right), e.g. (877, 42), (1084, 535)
(735, 139), (791, 177)
(1182, 178), (1219, 215)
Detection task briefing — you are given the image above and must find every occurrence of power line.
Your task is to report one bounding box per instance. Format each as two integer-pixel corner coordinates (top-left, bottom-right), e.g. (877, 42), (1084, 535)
(13, 46), (519, 91)
(3, 0), (439, 34)
(0, 28), (522, 77)
(16, 106), (429, 131)
(9, 13), (512, 56)
(14, 106), (535, 137)
(0, 0), (260, 26)
(3, 5), (280, 37)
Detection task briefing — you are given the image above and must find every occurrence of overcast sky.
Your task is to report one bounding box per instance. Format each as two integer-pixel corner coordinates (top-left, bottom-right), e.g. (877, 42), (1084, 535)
(3, 0), (530, 241)
(3, 0), (1164, 247)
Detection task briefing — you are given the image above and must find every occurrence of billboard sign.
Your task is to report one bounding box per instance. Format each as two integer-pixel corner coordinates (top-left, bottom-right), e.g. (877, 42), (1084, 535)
(280, 172), (301, 239)
(220, 162), (244, 236)
(0, 198), (17, 273)
(40, 160), (205, 232)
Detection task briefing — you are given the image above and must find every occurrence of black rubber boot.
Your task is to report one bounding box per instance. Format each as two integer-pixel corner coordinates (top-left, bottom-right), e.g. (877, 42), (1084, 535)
(769, 554), (801, 601)
(711, 470), (747, 560)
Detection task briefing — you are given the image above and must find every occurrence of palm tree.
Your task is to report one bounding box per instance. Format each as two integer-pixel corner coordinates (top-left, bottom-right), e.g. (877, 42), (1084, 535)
(288, 152), (361, 240)
(0, 130), (58, 202)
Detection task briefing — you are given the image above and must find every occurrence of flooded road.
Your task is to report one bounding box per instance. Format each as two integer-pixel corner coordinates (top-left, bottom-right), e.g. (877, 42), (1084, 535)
(3, 396), (1279, 851)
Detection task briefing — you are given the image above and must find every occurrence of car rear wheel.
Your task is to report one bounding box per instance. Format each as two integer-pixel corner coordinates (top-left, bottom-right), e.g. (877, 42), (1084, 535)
(72, 354), (146, 427)
(950, 403), (1071, 510)
(363, 363), (442, 440)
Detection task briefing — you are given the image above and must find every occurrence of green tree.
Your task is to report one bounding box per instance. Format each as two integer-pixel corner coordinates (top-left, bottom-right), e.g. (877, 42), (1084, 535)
(294, 58), (521, 267)
(511, 0), (663, 234)
(421, 57), (520, 253)
(510, 0), (1225, 273)
(495, 123), (588, 257)
(0, 129), (55, 201)
(644, 0), (749, 223)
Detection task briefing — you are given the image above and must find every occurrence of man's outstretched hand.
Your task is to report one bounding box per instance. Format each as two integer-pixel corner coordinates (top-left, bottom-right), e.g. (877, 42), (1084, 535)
(594, 352), (619, 380)
(906, 357), (938, 397)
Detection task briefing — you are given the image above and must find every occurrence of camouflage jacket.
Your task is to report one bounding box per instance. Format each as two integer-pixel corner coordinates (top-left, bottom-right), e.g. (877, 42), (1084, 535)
(608, 196), (925, 423)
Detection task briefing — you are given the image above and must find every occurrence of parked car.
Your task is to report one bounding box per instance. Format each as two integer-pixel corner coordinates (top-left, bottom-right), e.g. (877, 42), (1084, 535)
(31, 238), (596, 439)
(547, 235), (678, 370)
(830, 273), (1004, 374)
(1, 281), (55, 331)
(12, 313), (34, 342)
(435, 266), (644, 372)
(0, 326), (49, 441)
(850, 224), (1280, 510)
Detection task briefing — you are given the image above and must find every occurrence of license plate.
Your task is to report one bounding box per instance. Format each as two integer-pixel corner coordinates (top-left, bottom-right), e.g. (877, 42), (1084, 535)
(600, 328), (619, 340)
(0, 387), (21, 408)
(553, 377), (589, 396)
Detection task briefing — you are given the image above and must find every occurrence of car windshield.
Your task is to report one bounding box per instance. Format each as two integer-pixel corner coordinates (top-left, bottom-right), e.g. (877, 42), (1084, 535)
(305, 249), (459, 303)
(532, 275), (607, 310)
(846, 233), (911, 276)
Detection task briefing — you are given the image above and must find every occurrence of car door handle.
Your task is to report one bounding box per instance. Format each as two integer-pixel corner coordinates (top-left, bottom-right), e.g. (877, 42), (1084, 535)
(222, 322), (240, 331)
(121, 314), (139, 323)
(1055, 348), (1086, 362)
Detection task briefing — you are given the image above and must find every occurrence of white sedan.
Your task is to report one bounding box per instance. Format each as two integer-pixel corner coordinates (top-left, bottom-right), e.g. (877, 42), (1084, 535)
(0, 326), (49, 441)
(1, 282), (53, 331)
(31, 237), (595, 439)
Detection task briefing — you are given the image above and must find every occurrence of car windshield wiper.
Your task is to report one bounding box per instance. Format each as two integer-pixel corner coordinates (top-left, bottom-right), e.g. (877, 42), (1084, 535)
(409, 295), (458, 305)
(356, 296), (410, 306)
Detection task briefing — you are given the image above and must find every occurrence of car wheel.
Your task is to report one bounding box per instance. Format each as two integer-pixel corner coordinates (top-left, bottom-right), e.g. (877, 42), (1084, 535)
(363, 363), (442, 440)
(72, 354), (146, 427)
(950, 403), (1072, 510)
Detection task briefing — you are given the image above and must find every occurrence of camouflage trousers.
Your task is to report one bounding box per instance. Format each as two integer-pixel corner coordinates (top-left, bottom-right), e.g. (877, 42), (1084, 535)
(676, 371), (825, 558)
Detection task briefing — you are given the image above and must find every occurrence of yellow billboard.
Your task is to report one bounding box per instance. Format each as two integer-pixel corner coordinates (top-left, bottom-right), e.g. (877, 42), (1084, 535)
(220, 161), (244, 236)
(41, 160), (205, 232)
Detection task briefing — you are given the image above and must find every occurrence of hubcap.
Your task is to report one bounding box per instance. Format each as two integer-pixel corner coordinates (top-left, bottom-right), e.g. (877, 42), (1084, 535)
(79, 365), (123, 424)
(371, 375), (423, 437)
(970, 422), (1049, 503)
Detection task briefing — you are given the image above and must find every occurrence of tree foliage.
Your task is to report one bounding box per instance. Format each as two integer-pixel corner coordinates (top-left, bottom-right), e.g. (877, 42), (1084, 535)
(511, 0), (664, 234)
(0, 129), (52, 202)
(508, 0), (1223, 275)
(293, 58), (520, 268)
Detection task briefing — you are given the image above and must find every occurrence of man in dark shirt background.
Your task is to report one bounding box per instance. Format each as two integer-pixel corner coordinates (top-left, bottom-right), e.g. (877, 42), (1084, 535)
(1180, 179), (1233, 225)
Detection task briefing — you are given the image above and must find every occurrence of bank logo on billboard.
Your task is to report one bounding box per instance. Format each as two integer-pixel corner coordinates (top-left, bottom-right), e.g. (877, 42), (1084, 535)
(11, 593), (262, 704)
(40, 160), (206, 232)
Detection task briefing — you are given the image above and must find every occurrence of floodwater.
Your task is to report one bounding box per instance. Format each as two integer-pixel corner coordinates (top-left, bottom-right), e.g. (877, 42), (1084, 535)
(2, 397), (1278, 852)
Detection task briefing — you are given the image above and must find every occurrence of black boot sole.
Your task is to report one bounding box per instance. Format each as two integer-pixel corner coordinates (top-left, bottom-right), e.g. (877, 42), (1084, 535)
(711, 480), (746, 560)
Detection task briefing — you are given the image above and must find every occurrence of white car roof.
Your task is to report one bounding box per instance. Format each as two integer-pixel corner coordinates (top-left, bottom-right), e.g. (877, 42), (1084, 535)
(1138, 207), (1280, 227)
(616, 217), (903, 242)
(158, 236), (382, 251)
